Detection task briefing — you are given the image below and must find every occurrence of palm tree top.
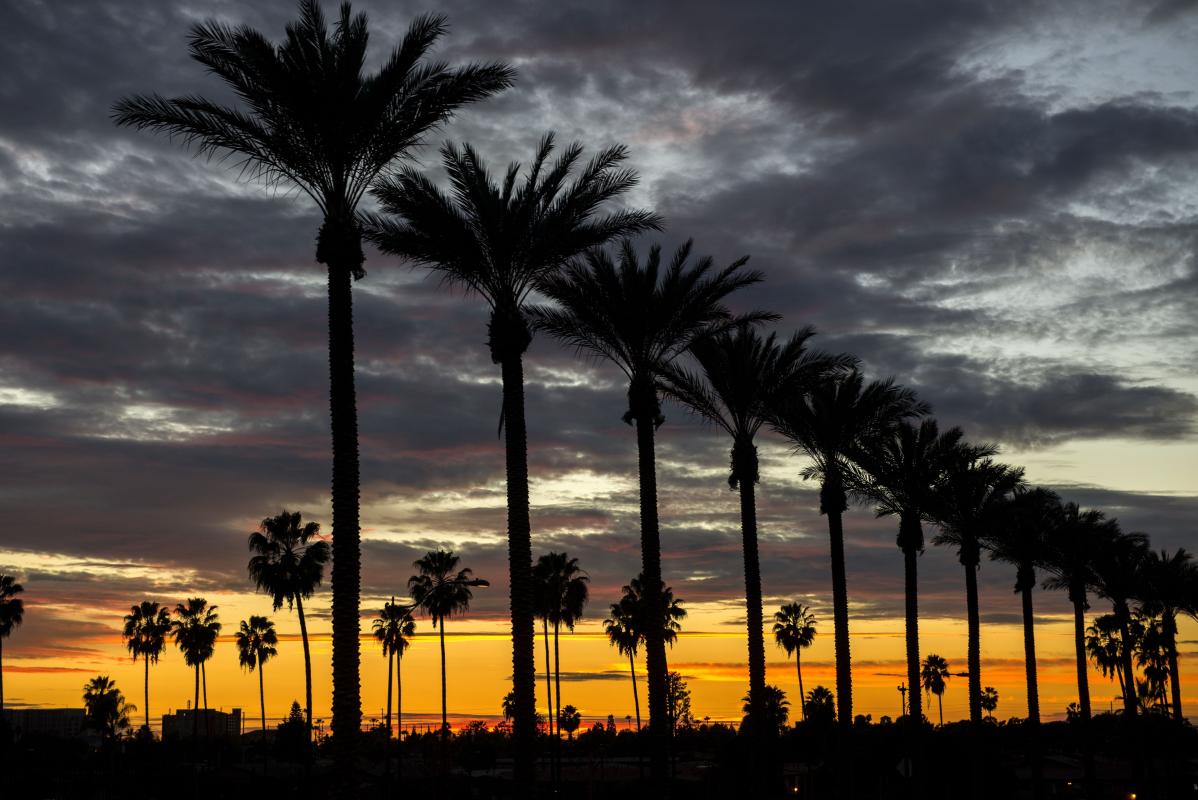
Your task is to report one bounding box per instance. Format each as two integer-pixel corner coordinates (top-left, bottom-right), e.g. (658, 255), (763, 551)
(235, 615), (279, 672)
(1087, 528), (1151, 606)
(112, 2), (515, 224)
(931, 457), (1025, 562)
(122, 601), (171, 663)
(533, 551), (590, 629)
(921, 654), (950, 693)
(610, 575), (686, 647)
(372, 597), (417, 656)
(773, 602), (817, 656)
(984, 486), (1062, 589)
(171, 597), (222, 666)
(248, 509), (331, 611)
(1041, 503), (1121, 600)
(408, 549), (488, 627)
(0, 575), (24, 637)
(1138, 548), (1198, 619)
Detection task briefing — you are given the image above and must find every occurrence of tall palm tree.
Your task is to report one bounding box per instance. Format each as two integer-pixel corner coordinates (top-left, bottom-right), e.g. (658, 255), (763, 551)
(1137, 548), (1198, 721)
(408, 550), (489, 734)
(533, 553), (589, 739)
(985, 487), (1062, 724)
(533, 239), (769, 754)
(171, 598), (221, 739)
(372, 598), (416, 737)
(769, 370), (925, 725)
(920, 654), (950, 726)
(247, 510), (330, 733)
(663, 327), (845, 728)
(1088, 529), (1151, 716)
(851, 418), (981, 722)
(931, 457), (1024, 723)
(773, 603), (817, 721)
(122, 601), (172, 732)
(1041, 502), (1119, 720)
(235, 615), (280, 742)
(365, 137), (658, 776)
(0, 575), (24, 714)
(113, 5), (514, 774)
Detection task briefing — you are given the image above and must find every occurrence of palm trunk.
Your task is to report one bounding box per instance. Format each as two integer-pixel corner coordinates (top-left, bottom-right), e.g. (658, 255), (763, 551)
(902, 545), (923, 722)
(0, 637), (4, 713)
(736, 452), (767, 726)
(439, 623), (448, 734)
(397, 651), (403, 736)
(822, 479), (853, 728)
(1115, 601), (1138, 717)
(295, 594), (314, 735)
(202, 661), (208, 713)
(259, 660), (267, 775)
(938, 693), (943, 726)
(543, 618), (554, 738)
(553, 620), (562, 739)
(1019, 576), (1040, 724)
(1071, 589), (1091, 720)
(144, 657), (151, 731)
(193, 664), (200, 739)
(385, 650), (393, 737)
(1165, 611), (1183, 721)
(499, 351), (537, 785)
(629, 651), (641, 730)
(796, 653), (806, 721)
(963, 554), (982, 724)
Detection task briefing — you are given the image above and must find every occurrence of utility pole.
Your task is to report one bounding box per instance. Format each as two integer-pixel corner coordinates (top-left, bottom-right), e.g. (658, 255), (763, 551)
(898, 683), (908, 718)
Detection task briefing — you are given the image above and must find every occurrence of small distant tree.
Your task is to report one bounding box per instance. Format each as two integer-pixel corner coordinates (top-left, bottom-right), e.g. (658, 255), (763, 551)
(742, 684), (789, 734)
(804, 686), (835, 726)
(920, 654), (951, 726)
(1065, 702), (1083, 722)
(980, 687), (999, 719)
(83, 675), (134, 739)
(501, 691), (517, 724)
(666, 671), (692, 730)
(558, 705), (582, 740)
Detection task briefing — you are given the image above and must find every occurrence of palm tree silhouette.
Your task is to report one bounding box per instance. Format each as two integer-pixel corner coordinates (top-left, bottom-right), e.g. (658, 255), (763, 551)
(663, 327), (844, 729)
(931, 457), (1023, 723)
(558, 705), (582, 740)
(742, 684), (790, 733)
(1088, 528), (1150, 716)
(920, 654), (950, 726)
(113, 5), (514, 772)
(1041, 502), (1119, 720)
(248, 510), (330, 733)
(0, 575), (24, 714)
(171, 597), (221, 739)
(604, 599), (643, 730)
(371, 598), (416, 738)
(83, 675), (134, 740)
(985, 486), (1062, 724)
(606, 575), (686, 731)
(122, 601), (171, 733)
(235, 615), (279, 744)
(980, 686), (999, 719)
(1137, 548), (1197, 720)
(408, 550), (489, 735)
(773, 603), (817, 721)
(853, 418), (979, 723)
(365, 137), (658, 776)
(533, 552), (589, 741)
(533, 239), (769, 757)
(769, 371), (925, 726)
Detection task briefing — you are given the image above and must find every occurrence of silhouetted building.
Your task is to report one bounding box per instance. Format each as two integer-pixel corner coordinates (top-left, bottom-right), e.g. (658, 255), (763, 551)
(162, 707), (241, 739)
(2, 708), (87, 738)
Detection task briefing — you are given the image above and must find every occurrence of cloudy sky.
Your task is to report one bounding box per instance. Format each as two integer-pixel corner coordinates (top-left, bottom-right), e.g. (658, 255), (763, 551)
(1, 0), (1196, 726)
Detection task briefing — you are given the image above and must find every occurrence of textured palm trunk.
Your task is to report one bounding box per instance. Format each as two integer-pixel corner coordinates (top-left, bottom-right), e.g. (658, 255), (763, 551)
(736, 451), (767, 726)
(542, 619), (554, 738)
(439, 623), (448, 733)
(822, 478), (853, 728)
(937, 693), (943, 726)
(902, 546), (923, 722)
(796, 654), (806, 721)
(499, 352), (537, 786)
(0, 637), (4, 712)
(1070, 589), (1091, 720)
(202, 661), (208, 713)
(397, 652), (403, 736)
(963, 551), (982, 724)
(193, 664), (200, 739)
(144, 657), (150, 731)
(554, 621), (562, 738)
(385, 650), (393, 737)
(1165, 612), (1183, 721)
(629, 651), (641, 729)
(259, 660), (268, 774)
(1018, 573), (1040, 724)
(1115, 601), (1138, 716)
(294, 595), (314, 734)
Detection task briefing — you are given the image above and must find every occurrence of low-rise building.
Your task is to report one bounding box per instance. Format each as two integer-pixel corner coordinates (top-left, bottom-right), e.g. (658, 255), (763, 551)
(2, 707), (87, 738)
(161, 707), (242, 739)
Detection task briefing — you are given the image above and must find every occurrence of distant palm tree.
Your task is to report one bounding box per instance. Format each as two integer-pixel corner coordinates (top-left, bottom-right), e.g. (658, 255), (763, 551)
(769, 370), (926, 727)
(533, 553), (589, 739)
(931, 457), (1024, 723)
(113, 4), (514, 775)
(171, 598), (221, 739)
(558, 705), (582, 740)
(1086, 612), (1140, 699)
(1137, 548), (1198, 721)
(773, 603), (817, 721)
(605, 576), (687, 731)
(803, 686), (836, 726)
(1088, 529), (1151, 716)
(408, 550), (489, 734)
(663, 327), (845, 728)
(920, 654), (951, 725)
(604, 600), (642, 730)
(533, 239), (771, 751)
(248, 510), (330, 733)
(0, 575), (25, 714)
(742, 684), (790, 733)
(122, 601), (171, 732)
(372, 598), (416, 738)
(366, 137), (659, 773)
(501, 691), (517, 724)
(1041, 502), (1119, 720)
(985, 487), (1062, 723)
(852, 418), (982, 723)
(980, 686), (999, 719)
(235, 615), (280, 743)
(83, 675), (134, 740)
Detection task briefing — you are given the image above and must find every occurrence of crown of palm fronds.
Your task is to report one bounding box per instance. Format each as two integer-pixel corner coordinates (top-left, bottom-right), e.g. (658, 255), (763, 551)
(235, 615), (279, 672)
(773, 602), (817, 656)
(984, 486), (1062, 591)
(372, 598), (417, 657)
(930, 457), (1025, 563)
(1137, 548), (1198, 620)
(122, 601), (172, 663)
(171, 597), (222, 666)
(533, 552), (590, 630)
(408, 550), (488, 627)
(0, 575), (25, 637)
(248, 510), (330, 611)
(1040, 502), (1121, 604)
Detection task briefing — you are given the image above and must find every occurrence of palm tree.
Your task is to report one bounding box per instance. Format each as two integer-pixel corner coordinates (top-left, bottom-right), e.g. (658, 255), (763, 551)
(113, 4), (514, 771)
(235, 616), (280, 743)
(769, 370), (926, 727)
(851, 418), (982, 722)
(171, 598), (221, 739)
(83, 676), (134, 740)
(372, 598), (416, 738)
(920, 654), (951, 725)
(742, 685), (790, 733)
(985, 487), (1062, 724)
(365, 137), (659, 774)
(533, 553), (589, 740)
(122, 601), (172, 732)
(663, 327), (845, 728)
(604, 600), (642, 730)
(248, 510), (330, 733)
(0, 575), (25, 714)
(1041, 502), (1119, 720)
(533, 239), (771, 750)
(773, 603), (817, 721)
(558, 705), (582, 739)
(980, 686), (999, 719)
(804, 686), (836, 726)
(1137, 548), (1197, 721)
(931, 457), (1024, 723)
(605, 576), (686, 731)
(1088, 529), (1151, 716)
(1086, 613), (1143, 702)
(408, 550), (489, 734)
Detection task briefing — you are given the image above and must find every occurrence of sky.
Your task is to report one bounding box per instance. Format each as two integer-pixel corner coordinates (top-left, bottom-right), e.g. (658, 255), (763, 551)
(1, 0), (1196, 730)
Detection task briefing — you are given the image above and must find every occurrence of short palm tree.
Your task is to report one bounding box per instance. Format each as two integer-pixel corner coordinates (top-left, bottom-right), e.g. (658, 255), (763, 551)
(122, 601), (172, 732)
(372, 598), (416, 738)
(408, 550), (489, 734)
(113, 4), (514, 772)
(605, 575), (686, 731)
(742, 684), (790, 733)
(533, 552), (589, 739)
(235, 616), (280, 742)
(920, 654), (951, 725)
(1087, 528), (1151, 716)
(663, 327), (845, 728)
(83, 675), (134, 739)
(171, 598), (221, 738)
(851, 418), (982, 722)
(558, 705), (582, 739)
(533, 239), (771, 747)
(248, 510), (330, 732)
(1137, 548), (1197, 721)
(365, 137), (659, 773)
(985, 486), (1062, 724)
(773, 603), (817, 721)
(0, 575), (25, 713)
(980, 686), (999, 719)
(769, 371), (925, 726)
(931, 457), (1024, 723)
(604, 600), (643, 730)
